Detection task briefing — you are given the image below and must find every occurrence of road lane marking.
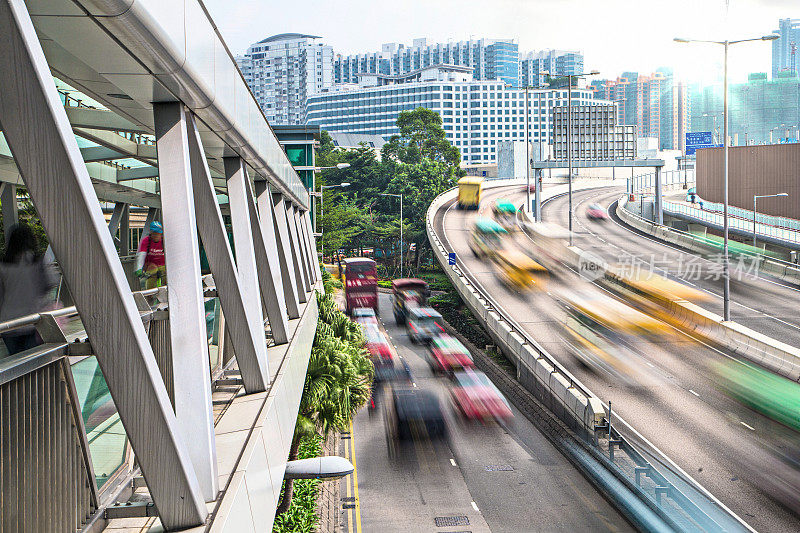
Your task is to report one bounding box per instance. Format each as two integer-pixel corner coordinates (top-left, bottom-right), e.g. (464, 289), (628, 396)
(689, 389), (700, 397)
(740, 421), (755, 431)
(471, 501), (480, 512)
(349, 419), (363, 533)
(450, 458), (457, 466)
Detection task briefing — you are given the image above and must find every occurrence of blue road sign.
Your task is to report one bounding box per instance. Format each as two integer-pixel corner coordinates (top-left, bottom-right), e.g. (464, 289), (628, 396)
(448, 252), (456, 266)
(686, 131), (714, 156)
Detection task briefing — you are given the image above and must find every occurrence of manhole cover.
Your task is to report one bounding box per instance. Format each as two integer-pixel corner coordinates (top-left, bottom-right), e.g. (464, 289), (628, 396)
(434, 516), (470, 527)
(485, 465), (514, 471)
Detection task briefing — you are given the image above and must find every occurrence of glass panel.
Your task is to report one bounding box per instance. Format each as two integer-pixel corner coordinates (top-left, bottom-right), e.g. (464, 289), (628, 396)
(207, 298), (221, 372)
(71, 357), (128, 488)
(285, 146), (307, 166)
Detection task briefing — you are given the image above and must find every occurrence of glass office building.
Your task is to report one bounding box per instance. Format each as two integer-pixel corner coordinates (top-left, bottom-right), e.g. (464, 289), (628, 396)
(307, 76), (604, 165)
(691, 72), (800, 146)
(772, 18), (800, 78)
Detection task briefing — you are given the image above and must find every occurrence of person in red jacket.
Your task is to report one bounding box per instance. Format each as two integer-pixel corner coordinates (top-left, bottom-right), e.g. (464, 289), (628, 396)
(135, 221), (166, 289)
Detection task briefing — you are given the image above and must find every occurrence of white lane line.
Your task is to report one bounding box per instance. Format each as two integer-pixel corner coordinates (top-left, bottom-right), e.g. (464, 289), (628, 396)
(450, 458), (457, 467)
(471, 501), (480, 512)
(740, 421), (755, 431)
(689, 389), (700, 397)
(645, 362), (655, 368)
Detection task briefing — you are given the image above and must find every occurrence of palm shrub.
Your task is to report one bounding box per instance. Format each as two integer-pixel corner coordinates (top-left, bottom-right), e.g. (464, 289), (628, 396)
(276, 291), (373, 515)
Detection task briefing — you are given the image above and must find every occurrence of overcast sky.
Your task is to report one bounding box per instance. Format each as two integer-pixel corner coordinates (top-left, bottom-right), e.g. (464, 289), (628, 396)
(205, 0), (799, 85)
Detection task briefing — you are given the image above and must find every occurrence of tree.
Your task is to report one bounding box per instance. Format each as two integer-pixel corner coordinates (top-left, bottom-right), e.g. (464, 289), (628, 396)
(276, 292), (372, 515)
(382, 107), (461, 168)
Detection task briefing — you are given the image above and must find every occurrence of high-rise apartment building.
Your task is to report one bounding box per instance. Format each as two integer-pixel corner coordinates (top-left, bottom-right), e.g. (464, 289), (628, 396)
(772, 18), (800, 78)
(519, 50), (584, 88)
(591, 69), (690, 151)
(236, 33), (334, 125)
(334, 38), (520, 87)
(306, 66), (607, 165)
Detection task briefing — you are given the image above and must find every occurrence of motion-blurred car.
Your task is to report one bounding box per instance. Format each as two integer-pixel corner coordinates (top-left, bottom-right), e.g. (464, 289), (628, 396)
(363, 324), (392, 363)
(493, 249), (548, 291)
(491, 199), (518, 230)
(469, 218), (508, 259)
(427, 335), (475, 374)
(384, 387), (447, 456)
(450, 369), (513, 422)
(586, 203), (608, 221)
(522, 183), (536, 193)
(406, 307), (445, 344)
(352, 307), (378, 326)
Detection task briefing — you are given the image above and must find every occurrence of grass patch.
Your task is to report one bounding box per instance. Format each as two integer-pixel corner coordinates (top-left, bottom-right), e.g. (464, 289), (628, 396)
(272, 435), (324, 533)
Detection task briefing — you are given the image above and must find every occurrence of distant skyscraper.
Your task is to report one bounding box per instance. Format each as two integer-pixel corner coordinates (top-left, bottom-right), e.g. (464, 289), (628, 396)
(236, 33), (333, 125)
(334, 38), (520, 86)
(519, 50), (584, 87)
(591, 69), (690, 151)
(772, 18), (800, 78)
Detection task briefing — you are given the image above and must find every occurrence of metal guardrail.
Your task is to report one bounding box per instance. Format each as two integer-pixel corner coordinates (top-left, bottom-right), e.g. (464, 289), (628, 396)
(663, 200), (800, 245)
(426, 186), (754, 532)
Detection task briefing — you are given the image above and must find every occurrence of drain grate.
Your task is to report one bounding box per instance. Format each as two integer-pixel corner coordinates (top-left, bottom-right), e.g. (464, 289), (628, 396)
(485, 464), (514, 471)
(434, 516), (470, 527)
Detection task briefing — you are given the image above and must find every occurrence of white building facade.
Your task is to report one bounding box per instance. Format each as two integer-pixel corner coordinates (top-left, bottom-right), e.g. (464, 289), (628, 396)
(236, 33), (334, 125)
(306, 68), (608, 165)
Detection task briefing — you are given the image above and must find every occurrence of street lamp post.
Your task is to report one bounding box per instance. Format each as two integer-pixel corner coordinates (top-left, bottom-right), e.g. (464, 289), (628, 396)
(318, 182), (350, 260)
(548, 71), (599, 245)
(312, 163), (351, 233)
(753, 193), (788, 247)
(380, 193), (403, 278)
(675, 34), (778, 321)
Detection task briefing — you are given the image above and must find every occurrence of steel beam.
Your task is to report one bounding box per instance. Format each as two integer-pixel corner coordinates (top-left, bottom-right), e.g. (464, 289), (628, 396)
(154, 102), (218, 502)
(287, 204), (312, 293)
(0, 0), (207, 527)
(302, 210), (322, 281)
(107, 201), (126, 235)
(1, 182), (17, 239)
(224, 156), (270, 376)
(654, 166), (663, 225)
(249, 181), (289, 343)
(297, 209), (317, 282)
(185, 112), (268, 392)
(119, 203), (130, 255)
(272, 192), (306, 306)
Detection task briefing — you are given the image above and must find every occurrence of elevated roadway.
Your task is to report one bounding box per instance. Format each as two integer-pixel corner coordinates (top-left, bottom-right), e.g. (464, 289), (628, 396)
(551, 187), (800, 349)
(435, 182), (800, 533)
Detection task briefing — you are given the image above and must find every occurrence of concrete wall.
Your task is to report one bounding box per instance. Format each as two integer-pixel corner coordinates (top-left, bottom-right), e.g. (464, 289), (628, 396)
(697, 143), (800, 219)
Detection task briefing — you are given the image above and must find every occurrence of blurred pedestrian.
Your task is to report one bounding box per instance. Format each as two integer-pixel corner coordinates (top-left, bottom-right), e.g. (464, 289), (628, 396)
(135, 221), (166, 289)
(0, 223), (57, 355)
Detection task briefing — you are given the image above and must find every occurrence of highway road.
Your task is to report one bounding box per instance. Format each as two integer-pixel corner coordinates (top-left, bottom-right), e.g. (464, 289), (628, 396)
(342, 293), (633, 533)
(435, 182), (800, 533)
(549, 186), (800, 350)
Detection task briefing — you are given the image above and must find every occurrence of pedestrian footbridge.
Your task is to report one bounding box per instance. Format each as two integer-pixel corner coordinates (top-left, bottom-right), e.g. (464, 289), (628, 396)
(0, 0), (322, 530)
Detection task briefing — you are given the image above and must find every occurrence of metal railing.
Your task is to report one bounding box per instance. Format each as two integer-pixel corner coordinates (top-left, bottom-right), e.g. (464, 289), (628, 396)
(663, 200), (800, 245)
(0, 278), (234, 528)
(631, 169), (695, 194)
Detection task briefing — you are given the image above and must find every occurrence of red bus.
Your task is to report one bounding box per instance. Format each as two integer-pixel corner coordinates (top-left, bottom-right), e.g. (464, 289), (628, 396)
(343, 257), (378, 315)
